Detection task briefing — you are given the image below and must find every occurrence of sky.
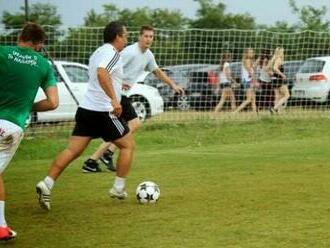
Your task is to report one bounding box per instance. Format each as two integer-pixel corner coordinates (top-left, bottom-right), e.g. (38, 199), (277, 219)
(1, 0), (330, 27)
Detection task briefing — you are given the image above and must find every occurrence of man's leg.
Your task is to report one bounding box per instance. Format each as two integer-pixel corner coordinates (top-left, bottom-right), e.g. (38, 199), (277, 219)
(36, 136), (91, 210)
(109, 133), (135, 199)
(0, 121), (22, 241)
(83, 117), (141, 172)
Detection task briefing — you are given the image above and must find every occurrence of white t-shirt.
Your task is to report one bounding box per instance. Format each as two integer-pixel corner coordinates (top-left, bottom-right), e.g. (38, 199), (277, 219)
(219, 62), (230, 84)
(121, 42), (158, 85)
(80, 43), (123, 112)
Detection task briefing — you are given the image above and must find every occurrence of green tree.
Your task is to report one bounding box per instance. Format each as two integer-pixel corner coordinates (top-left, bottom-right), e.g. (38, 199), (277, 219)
(2, 3), (62, 29)
(190, 0), (255, 29)
(84, 4), (187, 29)
(289, 0), (330, 31)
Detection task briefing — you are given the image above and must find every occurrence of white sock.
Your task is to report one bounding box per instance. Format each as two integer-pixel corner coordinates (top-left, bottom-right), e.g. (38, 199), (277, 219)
(0, 201), (7, 227)
(113, 176), (126, 191)
(44, 176), (54, 190)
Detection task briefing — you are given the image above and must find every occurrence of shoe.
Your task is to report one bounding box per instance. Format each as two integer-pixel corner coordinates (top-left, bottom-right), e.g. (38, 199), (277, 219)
(269, 107), (277, 115)
(82, 159), (102, 173)
(109, 187), (127, 200)
(36, 181), (51, 210)
(100, 150), (116, 172)
(0, 226), (17, 241)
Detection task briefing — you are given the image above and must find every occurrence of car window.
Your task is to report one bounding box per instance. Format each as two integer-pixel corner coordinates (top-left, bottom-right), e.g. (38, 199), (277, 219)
(299, 60), (325, 73)
(62, 65), (89, 83)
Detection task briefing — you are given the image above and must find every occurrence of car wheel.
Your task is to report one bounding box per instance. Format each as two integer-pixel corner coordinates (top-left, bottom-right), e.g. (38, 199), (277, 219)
(177, 95), (190, 111)
(130, 96), (149, 122)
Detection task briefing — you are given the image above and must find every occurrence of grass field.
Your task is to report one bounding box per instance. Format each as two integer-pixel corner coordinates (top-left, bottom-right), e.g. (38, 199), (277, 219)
(4, 117), (330, 247)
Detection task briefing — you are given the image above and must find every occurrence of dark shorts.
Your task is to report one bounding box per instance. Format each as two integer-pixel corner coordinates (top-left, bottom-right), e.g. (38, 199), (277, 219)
(121, 95), (138, 122)
(220, 83), (232, 89)
(72, 107), (129, 142)
(271, 78), (286, 88)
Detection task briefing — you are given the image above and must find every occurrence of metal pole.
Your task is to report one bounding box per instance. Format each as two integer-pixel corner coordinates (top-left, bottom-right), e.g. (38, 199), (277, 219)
(24, 0), (29, 22)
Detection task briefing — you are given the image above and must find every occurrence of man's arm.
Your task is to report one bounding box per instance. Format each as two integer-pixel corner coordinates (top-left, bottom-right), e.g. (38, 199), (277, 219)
(97, 67), (122, 117)
(32, 86), (59, 112)
(153, 68), (185, 95)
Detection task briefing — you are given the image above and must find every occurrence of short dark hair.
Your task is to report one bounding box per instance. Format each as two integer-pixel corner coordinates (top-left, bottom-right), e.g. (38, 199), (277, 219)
(103, 21), (125, 43)
(19, 22), (46, 44)
(139, 25), (154, 35)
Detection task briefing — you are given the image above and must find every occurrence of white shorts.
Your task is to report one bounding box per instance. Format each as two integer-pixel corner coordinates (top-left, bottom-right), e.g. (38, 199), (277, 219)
(0, 119), (24, 174)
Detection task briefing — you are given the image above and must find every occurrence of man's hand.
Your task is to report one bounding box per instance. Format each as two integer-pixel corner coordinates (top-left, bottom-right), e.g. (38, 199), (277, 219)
(172, 85), (185, 95)
(111, 99), (122, 117)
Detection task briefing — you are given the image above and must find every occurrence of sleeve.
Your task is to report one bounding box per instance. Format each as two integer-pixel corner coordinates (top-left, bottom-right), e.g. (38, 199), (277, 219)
(146, 51), (159, 72)
(120, 48), (133, 67)
(98, 50), (120, 74)
(41, 62), (57, 90)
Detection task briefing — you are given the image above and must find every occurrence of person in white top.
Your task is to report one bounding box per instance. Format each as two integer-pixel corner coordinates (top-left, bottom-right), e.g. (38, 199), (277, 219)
(214, 53), (237, 112)
(82, 25), (184, 173)
(234, 48), (258, 113)
(36, 21), (134, 211)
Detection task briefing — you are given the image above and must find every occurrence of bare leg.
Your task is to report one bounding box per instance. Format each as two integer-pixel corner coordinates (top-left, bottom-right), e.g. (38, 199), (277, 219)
(274, 85), (290, 111)
(90, 142), (111, 160)
(230, 90), (236, 110)
(89, 117), (141, 161)
(112, 133), (135, 178)
(49, 136), (92, 180)
(251, 91), (257, 112)
(214, 90), (227, 112)
(234, 89), (253, 113)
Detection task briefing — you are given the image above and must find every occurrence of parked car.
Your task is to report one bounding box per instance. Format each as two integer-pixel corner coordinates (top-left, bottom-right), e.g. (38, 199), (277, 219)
(32, 61), (164, 123)
(140, 64), (210, 111)
(185, 64), (221, 110)
(291, 56), (330, 103)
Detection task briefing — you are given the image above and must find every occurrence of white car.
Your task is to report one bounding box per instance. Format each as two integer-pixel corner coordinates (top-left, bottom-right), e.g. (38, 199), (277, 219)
(291, 56), (330, 103)
(33, 61), (164, 122)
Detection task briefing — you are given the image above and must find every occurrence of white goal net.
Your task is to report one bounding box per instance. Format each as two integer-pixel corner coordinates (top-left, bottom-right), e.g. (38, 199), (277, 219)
(1, 26), (330, 135)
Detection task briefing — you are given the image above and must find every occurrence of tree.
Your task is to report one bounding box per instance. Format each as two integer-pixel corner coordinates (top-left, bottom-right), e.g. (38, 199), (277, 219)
(2, 3), (62, 29)
(190, 0), (255, 29)
(84, 4), (187, 29)
(289, 0), (330, 31)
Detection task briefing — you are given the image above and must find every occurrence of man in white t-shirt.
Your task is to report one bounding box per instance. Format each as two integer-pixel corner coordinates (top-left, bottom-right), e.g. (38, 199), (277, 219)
(82, 25), (184, 173)
(35, 21), (134, 211)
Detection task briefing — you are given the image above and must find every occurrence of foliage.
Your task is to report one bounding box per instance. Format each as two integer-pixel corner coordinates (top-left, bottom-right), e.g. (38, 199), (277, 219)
(84, 4), (188, 29)
(190, 0), (256, 29)
(289, 0), (330, 32)
(2, 3), (62, 29)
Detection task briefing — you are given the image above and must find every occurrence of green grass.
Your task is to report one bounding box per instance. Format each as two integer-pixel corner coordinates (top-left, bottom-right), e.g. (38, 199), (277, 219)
(4, 117), (330, 247)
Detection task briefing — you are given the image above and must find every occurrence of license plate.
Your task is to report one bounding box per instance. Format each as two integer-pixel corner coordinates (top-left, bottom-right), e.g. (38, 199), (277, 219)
(294, 90), (305, 97)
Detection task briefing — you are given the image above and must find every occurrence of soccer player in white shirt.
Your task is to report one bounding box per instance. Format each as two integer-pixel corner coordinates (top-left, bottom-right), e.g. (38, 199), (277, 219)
(82, 25), (184, 172)
(36, 21), (134, 210)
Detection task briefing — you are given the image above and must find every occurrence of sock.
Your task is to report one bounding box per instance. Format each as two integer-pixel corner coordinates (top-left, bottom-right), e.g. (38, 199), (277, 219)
(0, 201), (6, 227)
(44, 176), (54, 190)
(113, 176), (126, 191)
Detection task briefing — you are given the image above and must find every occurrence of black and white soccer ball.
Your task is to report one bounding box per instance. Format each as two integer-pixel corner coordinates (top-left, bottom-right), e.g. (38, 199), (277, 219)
(136, 181), (160, 204)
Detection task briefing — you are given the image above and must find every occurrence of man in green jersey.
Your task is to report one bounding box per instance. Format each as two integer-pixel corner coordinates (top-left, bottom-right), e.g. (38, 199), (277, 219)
(0, 22), (58, 241)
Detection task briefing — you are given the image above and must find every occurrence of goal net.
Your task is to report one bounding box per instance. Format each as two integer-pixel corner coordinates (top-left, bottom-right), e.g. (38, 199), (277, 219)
(1, 26), (330, 135)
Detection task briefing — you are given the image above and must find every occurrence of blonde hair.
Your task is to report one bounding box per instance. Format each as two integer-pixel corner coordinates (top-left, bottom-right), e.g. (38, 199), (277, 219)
(267, 47), (284, 73)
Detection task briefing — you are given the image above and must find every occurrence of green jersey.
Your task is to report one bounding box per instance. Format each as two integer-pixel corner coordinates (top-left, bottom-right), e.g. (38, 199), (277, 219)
(0, 46), (57, 129)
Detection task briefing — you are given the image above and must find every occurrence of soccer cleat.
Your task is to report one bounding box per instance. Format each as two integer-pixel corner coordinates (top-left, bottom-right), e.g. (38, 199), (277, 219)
(82, 159), (102, 173)
(109, 187), (127, 200)
(100, 150), (116, 172)
(0, 226), (17, 241)
(36, 181), (51, 210)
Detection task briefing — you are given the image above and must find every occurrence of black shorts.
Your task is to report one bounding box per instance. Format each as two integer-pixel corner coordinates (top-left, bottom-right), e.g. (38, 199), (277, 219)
(220, 83), (232, 89)
(72, 107), (129, 142)
(121, 96), (138, 122)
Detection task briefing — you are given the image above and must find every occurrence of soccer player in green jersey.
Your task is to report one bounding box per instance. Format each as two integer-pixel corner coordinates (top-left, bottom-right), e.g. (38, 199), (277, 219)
(0, 22), (59, 241)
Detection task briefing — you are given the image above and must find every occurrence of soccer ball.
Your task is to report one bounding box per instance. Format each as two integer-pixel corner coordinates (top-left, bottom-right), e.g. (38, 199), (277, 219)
(136, 181), (160, 204)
